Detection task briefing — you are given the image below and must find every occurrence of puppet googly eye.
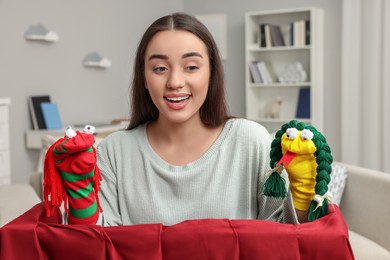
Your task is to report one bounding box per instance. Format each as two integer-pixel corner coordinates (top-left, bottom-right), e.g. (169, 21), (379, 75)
(65, 126), (77, 138)
(286, 128), (298, 139)
(83, 125), (95, 134)
(301, 129), (314, 140)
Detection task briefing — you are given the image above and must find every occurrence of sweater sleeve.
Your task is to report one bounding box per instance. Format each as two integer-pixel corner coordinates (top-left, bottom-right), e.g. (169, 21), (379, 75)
(256, 131), (299, 224)
(96, 139), (123, 226)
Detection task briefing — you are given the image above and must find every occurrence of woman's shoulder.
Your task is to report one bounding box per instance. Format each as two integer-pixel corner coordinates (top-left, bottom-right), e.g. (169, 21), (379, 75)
(227, 118), (270, 137)
(97, 124), (146, 150)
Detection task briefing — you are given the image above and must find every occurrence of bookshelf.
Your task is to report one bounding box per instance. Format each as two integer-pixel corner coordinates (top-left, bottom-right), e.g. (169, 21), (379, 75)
(245, 8), (324, 133)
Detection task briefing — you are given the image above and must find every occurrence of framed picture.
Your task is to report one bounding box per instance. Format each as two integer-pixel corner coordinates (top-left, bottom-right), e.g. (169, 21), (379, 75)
(196, 14), (228, 60)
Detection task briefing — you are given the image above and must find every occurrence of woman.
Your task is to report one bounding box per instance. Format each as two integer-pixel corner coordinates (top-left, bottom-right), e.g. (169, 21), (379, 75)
(95, 12), (299, 226)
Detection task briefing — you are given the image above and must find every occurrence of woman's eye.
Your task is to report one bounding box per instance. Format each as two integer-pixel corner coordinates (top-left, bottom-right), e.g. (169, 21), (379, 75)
(286, 128), (298, 139)
(186, 65), (199, 71)
(301, 129), (314, 140)
(153, 66), (167, 73)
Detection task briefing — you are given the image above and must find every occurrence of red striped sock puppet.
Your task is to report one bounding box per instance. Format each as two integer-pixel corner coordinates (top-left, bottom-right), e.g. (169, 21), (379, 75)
(43, 125), (103, 225)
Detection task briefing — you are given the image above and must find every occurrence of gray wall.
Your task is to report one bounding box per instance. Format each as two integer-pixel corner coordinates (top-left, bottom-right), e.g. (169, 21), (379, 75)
(1, 0), (342, 184)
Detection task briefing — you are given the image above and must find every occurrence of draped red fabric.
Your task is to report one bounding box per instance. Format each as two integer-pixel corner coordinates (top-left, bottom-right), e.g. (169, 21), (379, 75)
(0, 203), (354, 260)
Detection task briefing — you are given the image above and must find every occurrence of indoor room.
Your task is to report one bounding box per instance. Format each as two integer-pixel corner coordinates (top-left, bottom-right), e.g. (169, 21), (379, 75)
(0, 0), (389, 259)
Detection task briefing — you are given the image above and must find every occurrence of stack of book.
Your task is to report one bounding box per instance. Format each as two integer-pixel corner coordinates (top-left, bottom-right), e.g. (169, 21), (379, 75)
(249, 61), (275, 84)
(290, 20), (310, 47)
(259, 23), (286, 47)
(28, 95), (62, 130)
(259, 20), (310, 48)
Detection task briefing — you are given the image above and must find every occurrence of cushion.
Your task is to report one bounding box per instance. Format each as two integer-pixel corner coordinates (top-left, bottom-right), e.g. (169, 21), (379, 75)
(349, 230), (390, 259)
(328, 163), (348, 205)
(0, 184), (41, 227)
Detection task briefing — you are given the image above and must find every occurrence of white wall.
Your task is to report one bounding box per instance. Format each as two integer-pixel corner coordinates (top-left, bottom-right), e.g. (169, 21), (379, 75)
(184, 0), (342, 162)
(0, 0), (183, 183)
(1, 0), (342, 184)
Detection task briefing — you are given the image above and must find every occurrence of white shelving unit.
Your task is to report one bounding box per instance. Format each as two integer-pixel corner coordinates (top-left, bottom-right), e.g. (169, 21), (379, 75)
(245, 8), (324, 133)
(0, 98), (11, 185)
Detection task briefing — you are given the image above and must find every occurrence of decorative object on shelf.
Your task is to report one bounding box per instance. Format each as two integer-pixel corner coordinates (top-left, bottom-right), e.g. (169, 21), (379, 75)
(24, 24), (59, 42)
(277, 62), (307, 83)
(264, 96), (282, 118)
(82, 52), (112, 68)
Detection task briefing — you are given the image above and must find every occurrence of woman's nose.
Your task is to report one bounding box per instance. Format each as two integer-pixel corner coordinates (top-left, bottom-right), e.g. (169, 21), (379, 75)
(167, 69), (185, 89)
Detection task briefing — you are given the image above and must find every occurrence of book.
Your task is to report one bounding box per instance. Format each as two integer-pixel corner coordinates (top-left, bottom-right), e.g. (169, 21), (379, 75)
(28, 95), (51, 130)
(305, 20), (311, 45)
(292, 20), (305, 47)
(269, 24), (285, 46)
(259, 24), (267, 47)
(281, 24), (291, 47)
(264, 25), (272, 47)
(256, 61), (274, 84)
(296, 87), (311, 118)
(40, 102), (62, 130)
(249, 62), (262, 83)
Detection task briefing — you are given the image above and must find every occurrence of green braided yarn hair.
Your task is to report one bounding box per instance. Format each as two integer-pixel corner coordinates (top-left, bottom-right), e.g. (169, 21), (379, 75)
(266, 120), (333, 221)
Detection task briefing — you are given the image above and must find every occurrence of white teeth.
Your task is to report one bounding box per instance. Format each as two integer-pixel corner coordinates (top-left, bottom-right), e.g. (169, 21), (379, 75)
(166, 96), (189, 102)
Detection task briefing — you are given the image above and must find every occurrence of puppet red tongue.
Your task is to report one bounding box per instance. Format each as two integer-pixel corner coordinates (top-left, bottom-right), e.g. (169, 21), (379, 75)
(277, 151), (296, 167)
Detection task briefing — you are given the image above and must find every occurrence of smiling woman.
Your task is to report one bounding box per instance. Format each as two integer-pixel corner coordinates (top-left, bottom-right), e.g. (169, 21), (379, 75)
(57, 12), (302, 227)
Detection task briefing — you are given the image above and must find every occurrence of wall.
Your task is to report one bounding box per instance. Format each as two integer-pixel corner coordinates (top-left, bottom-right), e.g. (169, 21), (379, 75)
(184, 0), (342, 162)
(0, 0), (183, 183)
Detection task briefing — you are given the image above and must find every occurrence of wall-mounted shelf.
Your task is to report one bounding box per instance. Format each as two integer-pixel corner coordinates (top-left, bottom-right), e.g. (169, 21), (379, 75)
(82, 52), (112, 68)
(24, 24), (59, 42)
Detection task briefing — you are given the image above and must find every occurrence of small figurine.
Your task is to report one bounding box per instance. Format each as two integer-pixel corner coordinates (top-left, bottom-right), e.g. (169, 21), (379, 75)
(264, 96), (282, 119)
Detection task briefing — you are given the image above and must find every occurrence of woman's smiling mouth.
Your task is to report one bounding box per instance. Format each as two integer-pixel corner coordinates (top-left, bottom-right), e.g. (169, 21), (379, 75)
(164, 96), (191, 103)
(164, 95), (191, 110)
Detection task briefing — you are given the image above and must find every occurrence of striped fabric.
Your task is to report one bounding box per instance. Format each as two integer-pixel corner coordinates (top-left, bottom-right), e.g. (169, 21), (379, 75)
(45, 131), (102, 225)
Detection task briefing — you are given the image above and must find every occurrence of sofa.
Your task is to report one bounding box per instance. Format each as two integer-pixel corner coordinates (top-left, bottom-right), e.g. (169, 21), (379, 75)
(1, 162), (389, 259)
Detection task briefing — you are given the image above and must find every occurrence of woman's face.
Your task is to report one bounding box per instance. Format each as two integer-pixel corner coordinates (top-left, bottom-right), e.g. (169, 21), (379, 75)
(144, 30), (210, 125)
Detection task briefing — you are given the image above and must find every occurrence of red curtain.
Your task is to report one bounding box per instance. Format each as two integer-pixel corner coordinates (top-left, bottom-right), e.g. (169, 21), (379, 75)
(0, 202), (354, 260)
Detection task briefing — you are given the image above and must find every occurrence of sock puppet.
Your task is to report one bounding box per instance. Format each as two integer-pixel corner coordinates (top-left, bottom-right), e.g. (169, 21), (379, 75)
(264, 120), (333, 222)
(43, 125), (102, 225)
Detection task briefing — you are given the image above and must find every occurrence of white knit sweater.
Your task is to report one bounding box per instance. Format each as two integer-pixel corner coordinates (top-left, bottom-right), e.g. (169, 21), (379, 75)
(97, 118), (298, 226)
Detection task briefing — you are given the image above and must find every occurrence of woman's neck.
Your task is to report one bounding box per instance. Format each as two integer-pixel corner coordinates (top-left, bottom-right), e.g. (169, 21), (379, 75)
(146, 117), (223, 165)
(151, 117), (207, 142)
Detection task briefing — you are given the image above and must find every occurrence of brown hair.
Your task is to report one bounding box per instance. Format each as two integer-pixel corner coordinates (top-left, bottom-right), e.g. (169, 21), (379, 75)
(127, 12), (230, 130)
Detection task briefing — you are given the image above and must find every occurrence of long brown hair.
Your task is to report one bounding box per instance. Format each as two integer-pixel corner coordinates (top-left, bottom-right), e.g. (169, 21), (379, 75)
(128, 12), (230, 130)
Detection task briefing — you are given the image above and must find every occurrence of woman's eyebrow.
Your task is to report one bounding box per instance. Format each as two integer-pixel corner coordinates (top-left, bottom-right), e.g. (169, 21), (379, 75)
(147, 52), (203, 61)
(148, 54), (168, 61)
(182, 52), (203, 59)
